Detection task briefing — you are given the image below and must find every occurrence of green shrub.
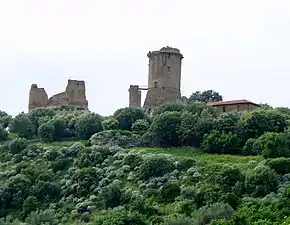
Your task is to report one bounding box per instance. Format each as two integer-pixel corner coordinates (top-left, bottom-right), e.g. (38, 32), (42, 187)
(38, 122), (55, 142)
(102, 118), (119, 130)
(201, 130), (241, 154)
(132, 119), (150, 135)
(258, 132), (290, 158)
(90, 130), (138, 148)
(265, 157), (290, 174)
(242, 138), (261, 156)
(138, 154), (174, 180)
(8, 138), (28, 154)
(245, 165), (279, 197)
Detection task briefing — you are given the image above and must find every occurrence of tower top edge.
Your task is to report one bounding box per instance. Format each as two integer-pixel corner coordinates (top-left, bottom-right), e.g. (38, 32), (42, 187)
(147, 46), (183, 58)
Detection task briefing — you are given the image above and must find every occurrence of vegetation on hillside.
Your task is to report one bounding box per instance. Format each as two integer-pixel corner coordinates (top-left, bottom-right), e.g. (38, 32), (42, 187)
(1, 90), (290, 224)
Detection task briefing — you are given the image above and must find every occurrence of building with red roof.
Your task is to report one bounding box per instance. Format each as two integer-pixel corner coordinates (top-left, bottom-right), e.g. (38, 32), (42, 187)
(207, 99), (260, 114)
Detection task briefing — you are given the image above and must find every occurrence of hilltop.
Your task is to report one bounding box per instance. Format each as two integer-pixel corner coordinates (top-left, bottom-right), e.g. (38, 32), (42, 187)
(1, 99), (290, 224)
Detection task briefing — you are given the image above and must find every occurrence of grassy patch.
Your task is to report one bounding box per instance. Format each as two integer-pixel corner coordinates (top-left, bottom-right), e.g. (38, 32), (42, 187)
(134, 147), (263, 168)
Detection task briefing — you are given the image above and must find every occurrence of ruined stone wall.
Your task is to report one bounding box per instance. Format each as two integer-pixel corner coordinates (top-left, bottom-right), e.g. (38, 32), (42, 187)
(28, 84), (48, 111)
(143, 46), (183, 110)
(28, 79), (88, 112)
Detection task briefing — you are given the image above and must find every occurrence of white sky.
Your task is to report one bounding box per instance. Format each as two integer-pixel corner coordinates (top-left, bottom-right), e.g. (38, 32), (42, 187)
(0, 0), (290, 116)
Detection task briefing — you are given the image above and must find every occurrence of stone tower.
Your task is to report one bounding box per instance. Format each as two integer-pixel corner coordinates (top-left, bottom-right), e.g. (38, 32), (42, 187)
(28, 84), (49, 111)
(129, 85), (141, 107)
(143, 46), (183, 110)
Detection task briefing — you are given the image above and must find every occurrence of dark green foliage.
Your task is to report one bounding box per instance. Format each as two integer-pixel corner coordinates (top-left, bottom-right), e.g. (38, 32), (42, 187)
(38, 122), (55, 142)
(158, 182), (181, 203)
(9, 138), (28, 154)
(202, 130), (241, 154)
(93, 210), (148, 225)
(189, 90), (223, 103)
(132, 119), (150, 135)
(178, 111), (199, 146)
(265, 157), (290, 174)
(245, 165), (279, 197)
(100, 182), (122, 209)
(150, 111), (182, 147)
(22, 196), (39, 218)
(138, 154), (174, 180)
(213, 113), (240, 133)
(102, 118), (119, 130)
(152, 103), (186, 116)
(9, 113), (35, 139)
(0, 126), (8, 141)
(27, 108), (56, 132)
(258, 132), (290, 158)
(113, 107), (147, 131)
(75, 113), (103, 140)
(242, 109), (286, 139)
(90, 130), (138, 148)
(242, 138), (261, 156)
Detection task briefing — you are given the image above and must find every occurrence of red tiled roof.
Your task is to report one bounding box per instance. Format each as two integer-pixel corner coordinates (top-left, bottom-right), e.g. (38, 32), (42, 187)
(208, 99), (260, 106)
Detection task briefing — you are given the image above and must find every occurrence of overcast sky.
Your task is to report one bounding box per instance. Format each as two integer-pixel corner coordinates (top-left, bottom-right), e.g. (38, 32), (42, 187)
(0, 0), (290, 116)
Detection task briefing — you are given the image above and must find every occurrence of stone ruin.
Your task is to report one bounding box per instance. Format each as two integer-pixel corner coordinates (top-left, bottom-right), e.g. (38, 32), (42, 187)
(129, 46), (187, 111)
(28, 79), (88, 112)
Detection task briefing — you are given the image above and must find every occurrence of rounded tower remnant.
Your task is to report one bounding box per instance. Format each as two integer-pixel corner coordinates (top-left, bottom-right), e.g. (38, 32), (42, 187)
(143, 46), (183, 110)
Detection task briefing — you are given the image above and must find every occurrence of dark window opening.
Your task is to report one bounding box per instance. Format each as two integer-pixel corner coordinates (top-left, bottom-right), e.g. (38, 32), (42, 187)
(162, 87), (165, 89)
(168, 66), (171, 72)
(237, 105), (240, 111)
(222, 107), (226, 112)
(154, 82), (157, 88)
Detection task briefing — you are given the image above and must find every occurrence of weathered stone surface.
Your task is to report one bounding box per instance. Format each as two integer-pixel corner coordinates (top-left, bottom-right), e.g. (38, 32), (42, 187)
(28, 79), (88, 112)
(28, 84), (48, 111)
(129, 85), (141, 107)
(143, 46), (183, 110)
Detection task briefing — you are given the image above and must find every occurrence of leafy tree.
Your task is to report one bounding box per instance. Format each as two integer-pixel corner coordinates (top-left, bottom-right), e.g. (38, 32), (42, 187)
(132, 119), (150, 135)
(93, 210), (147, 225)
(213, 113), (241, 133)
(152, 103), (186, 116)
(245, 165), (279, 197)
(242, 138), (262, 156)
(202, 130), (241, 154)
(48, 116), (67, 140)
(113, 107), (147, 131)
(5, 174), (32, 209)
(27, 108), (55, 133)
(150, 111), (182, 147)
(257, 132), (290, 158)
(0, 126), (8, 141)
(242, 109), (286, 140)
(38, 122), (55, 142)
(22, 196), (39, 218)
(178, 111), (199, 146)
(75, 113), (103, 140)
(9, 138), (28, 154)
(9, 113), (35, 139)
(189, 90), (223, 103)
(265, 157), (290, 174)
(138, 154), (174, 180)
(102, 118), (119, 130)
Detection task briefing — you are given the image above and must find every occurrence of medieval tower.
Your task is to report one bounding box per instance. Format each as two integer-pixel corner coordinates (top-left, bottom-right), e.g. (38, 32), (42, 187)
(129, 46), (183, 111)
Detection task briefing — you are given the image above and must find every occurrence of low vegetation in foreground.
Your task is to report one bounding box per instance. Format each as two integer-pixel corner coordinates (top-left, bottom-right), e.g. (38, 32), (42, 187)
(1, 91), (290, 224)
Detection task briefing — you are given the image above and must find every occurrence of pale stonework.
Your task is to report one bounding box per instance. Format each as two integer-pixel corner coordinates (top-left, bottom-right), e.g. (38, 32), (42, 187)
(28, 79), (88, 112)
(129, 46), (184, 111)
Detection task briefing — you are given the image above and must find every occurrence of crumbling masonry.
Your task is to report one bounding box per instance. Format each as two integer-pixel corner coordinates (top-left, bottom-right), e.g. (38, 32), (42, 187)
(28, 79), (88, 112)
(129, 46), (185, 111)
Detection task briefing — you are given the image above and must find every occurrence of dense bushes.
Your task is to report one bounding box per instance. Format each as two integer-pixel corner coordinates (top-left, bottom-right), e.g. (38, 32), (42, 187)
(1, 102), (290, 224)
